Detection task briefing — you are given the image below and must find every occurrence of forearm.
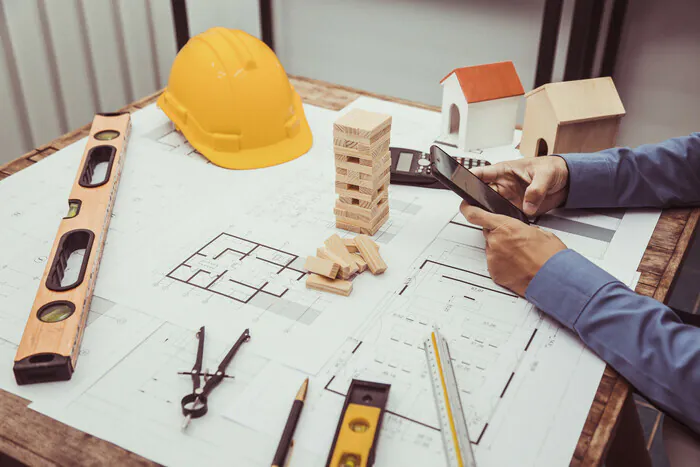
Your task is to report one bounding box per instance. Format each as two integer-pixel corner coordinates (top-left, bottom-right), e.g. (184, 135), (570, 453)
(527, 250), (700, 433)
(561, 133), (700, 208)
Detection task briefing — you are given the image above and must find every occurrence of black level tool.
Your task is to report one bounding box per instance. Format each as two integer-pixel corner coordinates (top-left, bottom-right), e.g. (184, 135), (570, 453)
(179, 326), (250, 429)
(326, 379), (391, 467)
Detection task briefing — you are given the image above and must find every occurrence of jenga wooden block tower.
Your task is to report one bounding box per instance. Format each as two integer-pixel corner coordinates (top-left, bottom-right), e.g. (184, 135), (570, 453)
(333, 109), (392, 235)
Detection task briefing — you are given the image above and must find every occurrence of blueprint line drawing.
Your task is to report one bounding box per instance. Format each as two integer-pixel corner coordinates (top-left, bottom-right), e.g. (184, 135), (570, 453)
(167, 232), (307, 305)
(449, 219), (482, 233)
(146, 122), (213, 165)
(324, 236), (541, 446)
(419, 259), (519, 300)
(162, 231), (330, 327)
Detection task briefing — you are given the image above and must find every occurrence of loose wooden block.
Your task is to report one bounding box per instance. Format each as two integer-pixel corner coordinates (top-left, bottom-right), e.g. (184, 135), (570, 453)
(306, 274), (353, 296)
(353, 253), (368, 273)
(355, 234), (387, 275)
(342, 237), (378, 252)
(304, 256), (340, 279)
(317, 247), (354, 279)
(343, 238), (358, 253)
(324, 234), (360, 276)
(334, 109), (392, 144)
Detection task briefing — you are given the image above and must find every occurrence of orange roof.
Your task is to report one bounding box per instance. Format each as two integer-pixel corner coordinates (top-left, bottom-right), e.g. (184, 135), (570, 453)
(440, 61), (524, 104)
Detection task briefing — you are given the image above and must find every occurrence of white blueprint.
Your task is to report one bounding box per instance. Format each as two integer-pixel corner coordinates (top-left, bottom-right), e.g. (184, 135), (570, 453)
(0, 97), (660, 466)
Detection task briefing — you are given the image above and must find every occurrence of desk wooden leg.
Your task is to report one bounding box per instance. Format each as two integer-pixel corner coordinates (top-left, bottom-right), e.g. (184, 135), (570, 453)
(606, 392), (652, 467)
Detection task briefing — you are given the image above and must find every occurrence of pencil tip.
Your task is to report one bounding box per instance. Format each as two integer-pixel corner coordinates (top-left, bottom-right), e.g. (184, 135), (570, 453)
(297, 378), (309, 401)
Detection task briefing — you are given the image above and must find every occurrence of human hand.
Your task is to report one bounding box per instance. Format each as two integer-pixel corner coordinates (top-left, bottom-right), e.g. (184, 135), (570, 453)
(460, 201), (567, 296)
(471, 156), (569, 216)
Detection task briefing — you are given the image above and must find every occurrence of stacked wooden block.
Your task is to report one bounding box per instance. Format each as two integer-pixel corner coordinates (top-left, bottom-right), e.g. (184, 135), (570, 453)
(333, 109), (392, 235)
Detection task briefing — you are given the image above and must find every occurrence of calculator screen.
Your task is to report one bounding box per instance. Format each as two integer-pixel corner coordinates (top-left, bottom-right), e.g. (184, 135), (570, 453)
(396, 152), (413, 172)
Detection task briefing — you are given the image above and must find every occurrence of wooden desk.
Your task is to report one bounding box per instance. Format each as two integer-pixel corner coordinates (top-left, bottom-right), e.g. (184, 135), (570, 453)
(1, 76), (697, 466)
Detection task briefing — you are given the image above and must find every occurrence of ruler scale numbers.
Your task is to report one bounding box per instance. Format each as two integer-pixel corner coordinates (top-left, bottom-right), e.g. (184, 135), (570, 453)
(425, 329), (477, 467)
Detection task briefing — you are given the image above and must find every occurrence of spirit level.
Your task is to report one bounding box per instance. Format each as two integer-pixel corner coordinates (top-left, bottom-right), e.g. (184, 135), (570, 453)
(13, 112), (131, 385)
(326, 379), (391, 467)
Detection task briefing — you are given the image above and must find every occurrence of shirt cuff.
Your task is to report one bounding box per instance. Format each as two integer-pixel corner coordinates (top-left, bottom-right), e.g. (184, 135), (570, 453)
(560, 153), (616, 209)
(525, 249), (620, 330)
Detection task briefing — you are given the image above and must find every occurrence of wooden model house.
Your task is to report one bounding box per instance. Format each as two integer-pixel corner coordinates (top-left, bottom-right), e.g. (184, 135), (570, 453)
(438, 61), (524, 151)
(520, 77), (625, 158)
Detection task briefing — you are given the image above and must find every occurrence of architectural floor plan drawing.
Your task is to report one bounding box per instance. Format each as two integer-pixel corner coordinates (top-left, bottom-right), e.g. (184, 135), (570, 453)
(325, 229), (542, 446)
(166, 232), (325, 325)
(165, 232), (330, 325)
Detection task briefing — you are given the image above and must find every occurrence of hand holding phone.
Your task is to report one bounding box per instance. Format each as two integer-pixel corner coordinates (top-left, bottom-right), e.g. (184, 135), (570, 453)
(429, 145), (529, 224)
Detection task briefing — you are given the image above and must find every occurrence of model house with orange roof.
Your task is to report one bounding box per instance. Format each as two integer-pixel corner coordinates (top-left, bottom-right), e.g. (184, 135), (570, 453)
(438, 61), (524, 151)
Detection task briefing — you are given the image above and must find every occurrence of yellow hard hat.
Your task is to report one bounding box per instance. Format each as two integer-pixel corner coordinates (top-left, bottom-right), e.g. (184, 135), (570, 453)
(157, 28), (312, 169)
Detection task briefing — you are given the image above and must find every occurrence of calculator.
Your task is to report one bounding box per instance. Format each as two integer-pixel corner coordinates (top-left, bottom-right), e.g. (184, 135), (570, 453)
(389, 147), (490, 189)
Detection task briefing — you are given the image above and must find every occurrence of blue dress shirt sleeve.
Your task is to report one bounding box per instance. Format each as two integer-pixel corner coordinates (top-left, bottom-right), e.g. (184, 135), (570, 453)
(561, 132), (700, 209)
(526, 249), (700, 434)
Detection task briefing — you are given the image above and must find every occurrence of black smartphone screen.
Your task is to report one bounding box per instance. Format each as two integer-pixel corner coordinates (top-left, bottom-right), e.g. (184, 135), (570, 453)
(430, 145), (529, 224)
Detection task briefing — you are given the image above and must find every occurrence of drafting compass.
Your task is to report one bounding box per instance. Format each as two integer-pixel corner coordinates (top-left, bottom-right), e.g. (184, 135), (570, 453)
(179, 326), (251, 430)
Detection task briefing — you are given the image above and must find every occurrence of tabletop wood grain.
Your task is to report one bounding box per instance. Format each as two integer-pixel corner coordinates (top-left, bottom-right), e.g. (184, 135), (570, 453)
(0, 75), (697, 466)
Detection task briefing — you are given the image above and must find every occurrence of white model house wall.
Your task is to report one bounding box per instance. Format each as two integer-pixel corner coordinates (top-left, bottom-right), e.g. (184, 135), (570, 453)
(464, 96), (520, 150)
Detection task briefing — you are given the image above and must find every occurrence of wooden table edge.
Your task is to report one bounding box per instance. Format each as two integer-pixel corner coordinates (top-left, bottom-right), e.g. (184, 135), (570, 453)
(0, 75), (695, 466)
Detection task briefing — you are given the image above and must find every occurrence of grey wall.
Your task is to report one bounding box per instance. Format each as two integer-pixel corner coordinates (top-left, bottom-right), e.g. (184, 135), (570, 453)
(613, 0), (700, 146)
(273, 0), (700, 147)
(274, 0), (547, 107)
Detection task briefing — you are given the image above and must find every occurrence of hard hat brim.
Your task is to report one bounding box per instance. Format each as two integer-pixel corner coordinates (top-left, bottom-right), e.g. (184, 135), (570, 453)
(157, 91), (313, 170)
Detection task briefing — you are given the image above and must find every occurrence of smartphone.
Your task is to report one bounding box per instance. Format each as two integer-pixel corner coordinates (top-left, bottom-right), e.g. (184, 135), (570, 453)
(389, 146), (490, 190)
(429, 145), (529, 224)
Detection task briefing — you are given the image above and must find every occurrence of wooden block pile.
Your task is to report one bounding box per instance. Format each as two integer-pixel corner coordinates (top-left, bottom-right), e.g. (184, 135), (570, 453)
(333, 109), (392, 236)
(304, 234), (387, 296)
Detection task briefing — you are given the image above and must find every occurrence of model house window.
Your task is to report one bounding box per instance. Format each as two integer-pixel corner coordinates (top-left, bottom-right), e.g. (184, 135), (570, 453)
(449, 104), (460, 134)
